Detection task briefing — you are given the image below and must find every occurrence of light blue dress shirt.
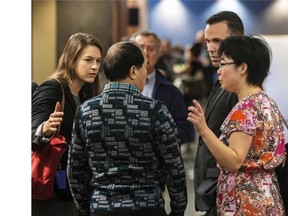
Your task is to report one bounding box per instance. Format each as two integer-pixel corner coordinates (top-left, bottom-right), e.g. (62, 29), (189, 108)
(142, 70), (156, 98)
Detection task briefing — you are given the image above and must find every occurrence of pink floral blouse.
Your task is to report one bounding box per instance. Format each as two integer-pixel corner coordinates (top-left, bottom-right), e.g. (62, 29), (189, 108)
(217, 91), (286, 215)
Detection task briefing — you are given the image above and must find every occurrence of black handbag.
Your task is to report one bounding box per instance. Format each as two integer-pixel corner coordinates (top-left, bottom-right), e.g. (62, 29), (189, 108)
(275, 116), (288, 214)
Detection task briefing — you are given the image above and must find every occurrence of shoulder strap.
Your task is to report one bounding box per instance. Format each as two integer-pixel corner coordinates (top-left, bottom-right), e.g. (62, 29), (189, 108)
(55, 79), (65, 134)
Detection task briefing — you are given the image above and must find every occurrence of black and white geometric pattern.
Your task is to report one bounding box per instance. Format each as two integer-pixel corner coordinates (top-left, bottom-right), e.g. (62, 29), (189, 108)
(67, 82), (187, 215)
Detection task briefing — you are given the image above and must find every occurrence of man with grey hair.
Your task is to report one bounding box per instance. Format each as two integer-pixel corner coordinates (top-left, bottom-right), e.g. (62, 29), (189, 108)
(132, 30), (194, 146)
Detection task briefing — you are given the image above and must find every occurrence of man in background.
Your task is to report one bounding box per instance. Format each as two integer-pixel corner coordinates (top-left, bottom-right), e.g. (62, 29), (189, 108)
(132, 30), (194, 145)
(156, 37), (177, 82)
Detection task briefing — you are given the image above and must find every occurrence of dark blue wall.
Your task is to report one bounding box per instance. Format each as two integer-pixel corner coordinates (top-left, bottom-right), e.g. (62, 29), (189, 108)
(147, 0), (287, 46)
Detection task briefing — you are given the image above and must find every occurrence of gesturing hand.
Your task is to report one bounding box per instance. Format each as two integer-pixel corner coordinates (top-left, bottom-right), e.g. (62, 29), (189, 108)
(42, 102), (64, 137)
(187, 99), (207, 135)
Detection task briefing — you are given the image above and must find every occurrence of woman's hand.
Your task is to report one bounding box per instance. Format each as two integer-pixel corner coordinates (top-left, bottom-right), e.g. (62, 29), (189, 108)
(42, 102), (64, 137)
(187, 99), (208, 136)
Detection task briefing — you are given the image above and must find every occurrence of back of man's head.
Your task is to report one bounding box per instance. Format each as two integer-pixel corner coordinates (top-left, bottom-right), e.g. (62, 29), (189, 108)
(206, 11), (244, 36)
(104, 41), (144, 81)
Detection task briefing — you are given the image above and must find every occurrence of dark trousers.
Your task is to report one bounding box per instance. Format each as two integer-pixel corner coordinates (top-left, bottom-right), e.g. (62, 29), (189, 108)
(91, 208), (168, 216)
(32, 197), (79, 216)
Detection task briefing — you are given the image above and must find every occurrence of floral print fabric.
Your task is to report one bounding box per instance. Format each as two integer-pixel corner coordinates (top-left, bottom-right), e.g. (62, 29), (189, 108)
(217, 91), (286, 215)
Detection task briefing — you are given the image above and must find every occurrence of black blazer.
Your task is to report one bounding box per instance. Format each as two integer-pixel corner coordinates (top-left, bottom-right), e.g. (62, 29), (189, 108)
(193, 82), (238, 211)
(153, 69), (194, 144)
(32, 79), (78, 167)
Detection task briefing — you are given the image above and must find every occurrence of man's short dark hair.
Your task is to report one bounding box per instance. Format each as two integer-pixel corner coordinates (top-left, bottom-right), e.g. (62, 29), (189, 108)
(206, 11), (244, 36)
(104, 42), (144, 81)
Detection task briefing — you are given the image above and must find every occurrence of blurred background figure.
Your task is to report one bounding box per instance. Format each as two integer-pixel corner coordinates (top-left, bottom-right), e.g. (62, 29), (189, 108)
(195, 30), (210, 67)
(171, 44), (185, 68)
(156, 37), (178, 82)
(173, 42), (208, 107)
(195, 29), (215, 96)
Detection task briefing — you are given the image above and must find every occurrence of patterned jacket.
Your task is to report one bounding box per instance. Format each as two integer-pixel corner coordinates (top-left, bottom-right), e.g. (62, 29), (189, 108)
(67, 82), (187, 215)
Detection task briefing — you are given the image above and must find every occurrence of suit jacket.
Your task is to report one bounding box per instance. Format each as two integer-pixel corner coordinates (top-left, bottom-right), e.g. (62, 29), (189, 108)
(152, 69), (194, 144)
(32, 79), (78, 150)
(194, 81), (238, 211)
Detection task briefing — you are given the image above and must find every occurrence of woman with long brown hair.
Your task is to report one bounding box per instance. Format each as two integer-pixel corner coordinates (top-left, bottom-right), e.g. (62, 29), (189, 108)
(32, 32), (103, 216)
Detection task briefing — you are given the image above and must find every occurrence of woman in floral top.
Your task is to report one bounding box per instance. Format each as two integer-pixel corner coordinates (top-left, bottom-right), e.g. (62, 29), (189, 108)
(187, 35), (286, 215)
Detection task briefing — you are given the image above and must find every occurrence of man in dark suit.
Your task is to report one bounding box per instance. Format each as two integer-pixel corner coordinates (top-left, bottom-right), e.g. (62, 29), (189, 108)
(132, 30), (194, 145)
(193, 11), (244, 216)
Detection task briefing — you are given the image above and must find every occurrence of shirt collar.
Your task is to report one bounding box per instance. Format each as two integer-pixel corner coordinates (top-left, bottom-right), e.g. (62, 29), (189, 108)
(102, 82), (141, 95)
(146, 70), (156, 83)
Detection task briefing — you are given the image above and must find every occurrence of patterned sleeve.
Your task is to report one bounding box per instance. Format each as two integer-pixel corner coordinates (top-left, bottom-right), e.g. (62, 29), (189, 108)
(221, 97), (286, 169)
(153, 102), (187, 215)
(67, 105), (90, 216)
(222, 104), (257, 136)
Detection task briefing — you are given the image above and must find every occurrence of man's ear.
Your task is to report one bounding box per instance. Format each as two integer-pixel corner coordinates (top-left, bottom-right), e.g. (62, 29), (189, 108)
(129, 65), (137, 80)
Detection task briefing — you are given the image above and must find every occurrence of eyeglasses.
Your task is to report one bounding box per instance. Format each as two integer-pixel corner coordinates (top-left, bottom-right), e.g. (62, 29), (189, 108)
(219, 62), (235, 68)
